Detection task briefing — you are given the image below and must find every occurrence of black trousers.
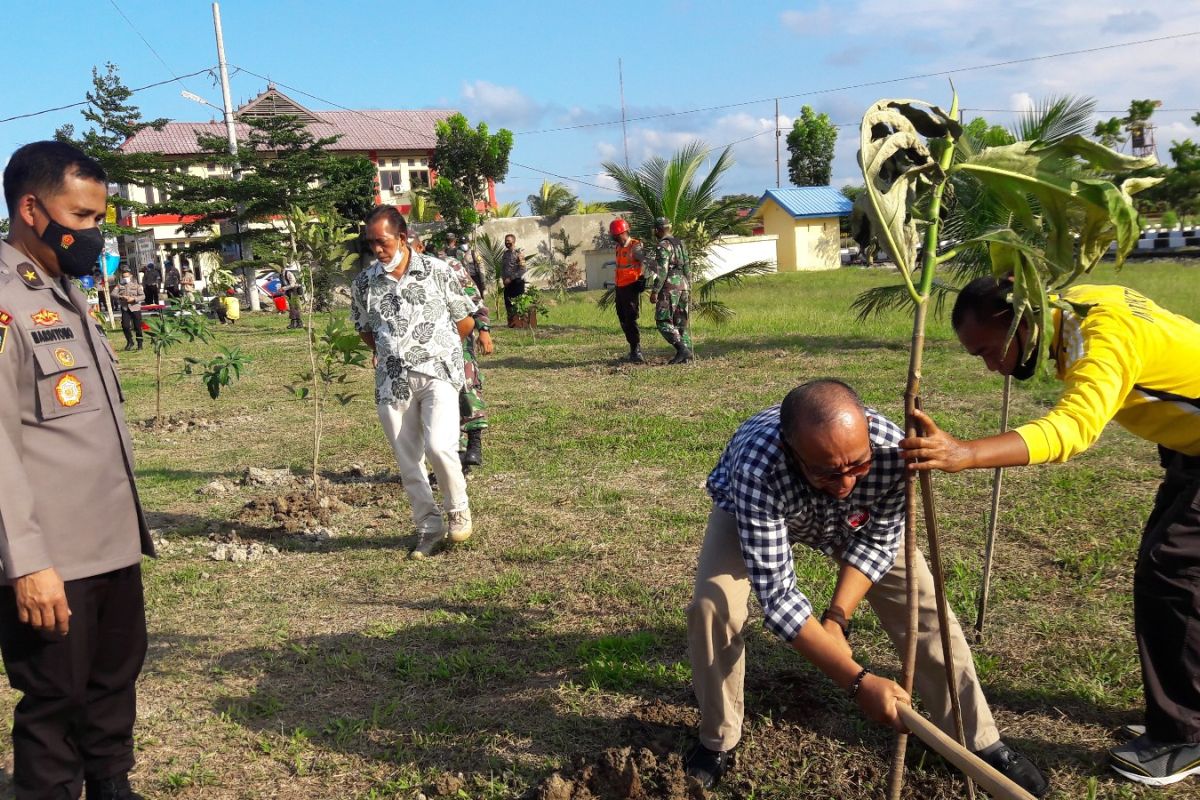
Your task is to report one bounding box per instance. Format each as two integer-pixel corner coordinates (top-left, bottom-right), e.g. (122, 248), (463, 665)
(614, 282), (644, 349)
(1136, 447), (1200, 742)
(118, 309), (143, 346)
(0, 565), (147, 799)
(503, 279), (526, 325)
(165, 286), (181, 300)
(142, 285), (159, 306)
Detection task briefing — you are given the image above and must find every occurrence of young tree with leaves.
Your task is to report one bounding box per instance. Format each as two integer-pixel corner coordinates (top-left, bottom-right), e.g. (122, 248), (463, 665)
(851, 93), (1158, 799)
(786, 105), (838, 187)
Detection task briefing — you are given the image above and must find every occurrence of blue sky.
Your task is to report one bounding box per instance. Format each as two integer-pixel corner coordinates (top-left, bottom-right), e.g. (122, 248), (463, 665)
(3, 0), (1198, 212)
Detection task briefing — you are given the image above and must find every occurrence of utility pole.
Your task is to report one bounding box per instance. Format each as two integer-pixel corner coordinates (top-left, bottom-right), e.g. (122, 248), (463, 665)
(619, 58), (630, 171)
(775, 98), (782, 188)
(212, 2), (259, 311)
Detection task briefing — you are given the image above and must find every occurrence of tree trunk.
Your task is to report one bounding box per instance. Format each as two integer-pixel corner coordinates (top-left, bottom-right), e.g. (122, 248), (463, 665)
(155, 350), (163, 427)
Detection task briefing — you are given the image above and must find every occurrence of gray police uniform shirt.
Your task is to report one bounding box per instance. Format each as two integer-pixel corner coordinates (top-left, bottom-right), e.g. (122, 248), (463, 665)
(0, 241), (153, 582)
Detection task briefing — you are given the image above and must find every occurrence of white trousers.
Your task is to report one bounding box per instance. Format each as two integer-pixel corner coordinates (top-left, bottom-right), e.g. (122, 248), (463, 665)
(376, 371), (469, 532)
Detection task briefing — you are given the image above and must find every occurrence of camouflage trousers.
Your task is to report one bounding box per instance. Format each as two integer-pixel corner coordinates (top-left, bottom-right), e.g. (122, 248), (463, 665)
(655, 281), (692, 350)
(459, 336), (487, 446)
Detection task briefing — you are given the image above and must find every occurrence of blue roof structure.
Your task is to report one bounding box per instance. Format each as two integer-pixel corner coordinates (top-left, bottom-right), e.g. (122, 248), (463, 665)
(753, 187), (853, 219)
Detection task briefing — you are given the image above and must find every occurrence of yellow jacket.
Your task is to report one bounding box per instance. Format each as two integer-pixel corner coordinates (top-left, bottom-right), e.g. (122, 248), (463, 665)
(1015, 284), (1200, 463)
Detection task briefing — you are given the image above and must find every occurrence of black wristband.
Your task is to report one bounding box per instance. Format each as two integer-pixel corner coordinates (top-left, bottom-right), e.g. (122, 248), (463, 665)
(847, 667), (871, 699)
(821, 607), (851, 639)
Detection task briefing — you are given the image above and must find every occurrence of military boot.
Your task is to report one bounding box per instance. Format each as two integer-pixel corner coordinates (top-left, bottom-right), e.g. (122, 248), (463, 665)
(463, 430), (484, 466)
(668, 343), (693, 364)
(628, 345), (645, 364)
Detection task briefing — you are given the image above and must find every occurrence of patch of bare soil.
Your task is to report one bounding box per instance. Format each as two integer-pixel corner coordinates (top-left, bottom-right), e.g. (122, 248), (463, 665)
(527, 747), (701, 800)
(136, 412), (249, 433)
(237, 489), (350, 532)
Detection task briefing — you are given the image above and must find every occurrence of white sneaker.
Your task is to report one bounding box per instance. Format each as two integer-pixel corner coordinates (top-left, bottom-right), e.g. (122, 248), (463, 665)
(447, 509), (472, 543)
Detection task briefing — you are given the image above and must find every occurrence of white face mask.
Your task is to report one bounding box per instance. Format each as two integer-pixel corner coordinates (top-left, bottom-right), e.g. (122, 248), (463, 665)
(381, 246), (403, 270)
(120, 277), (131, 285)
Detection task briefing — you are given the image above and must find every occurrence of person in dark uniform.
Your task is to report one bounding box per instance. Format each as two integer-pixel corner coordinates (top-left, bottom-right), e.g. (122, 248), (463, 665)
(111, 268), (144, 351)
(139, 261), (160, 307)
(0, 140), (154, 800)
(500, 234), (526, 326)
(162, 262), (181, 300)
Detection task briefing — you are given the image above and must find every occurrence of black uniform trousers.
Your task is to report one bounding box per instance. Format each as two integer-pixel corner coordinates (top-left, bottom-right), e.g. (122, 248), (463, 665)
(614, 281), (644, 349)
(503, 279), (526, 326)
(1136, 447), (1200, 742)
(141, 285), (159, 306)
(118, 309), (143, 347)
(0, 565), (147, 799)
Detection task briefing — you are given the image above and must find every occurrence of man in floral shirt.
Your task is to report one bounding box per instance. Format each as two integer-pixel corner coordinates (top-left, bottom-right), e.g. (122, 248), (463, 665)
(352, 207), (476, 559)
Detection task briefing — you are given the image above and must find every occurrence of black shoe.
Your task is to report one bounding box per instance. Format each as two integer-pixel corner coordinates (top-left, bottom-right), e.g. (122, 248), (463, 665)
(668, 345), (693, 365)
(463, 430), (483, 466)
(123, 342), (134, 351)
(136, 340), (143, 351)
(976, 740), (1049, 797)
(87, 774), (144, 800)
(628, 346), (645, 364)
(684, 743), (733, 790)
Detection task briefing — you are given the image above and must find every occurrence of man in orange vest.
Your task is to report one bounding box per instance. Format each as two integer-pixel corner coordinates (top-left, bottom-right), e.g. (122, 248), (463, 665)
(610, 218), (647, 363)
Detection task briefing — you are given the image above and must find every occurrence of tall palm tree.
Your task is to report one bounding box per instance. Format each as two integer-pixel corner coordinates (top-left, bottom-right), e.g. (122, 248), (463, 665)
(527, 181), (578, 219)
(602, 142), (773, 322)
(488, 201), (522, 218)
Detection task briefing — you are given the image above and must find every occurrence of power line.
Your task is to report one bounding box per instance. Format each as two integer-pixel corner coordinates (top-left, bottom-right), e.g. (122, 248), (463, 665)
(962, 107), (1200, 114)
(106, 0), (195, 94)
(0, 67), (216, 125)
(513, 30), (1200, 136)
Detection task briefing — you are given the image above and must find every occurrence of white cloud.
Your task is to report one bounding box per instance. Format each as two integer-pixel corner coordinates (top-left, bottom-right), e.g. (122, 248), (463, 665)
(460, 80), (545, 129)
(780, 4), (838, 35)
(1009, 93), (1035, 113)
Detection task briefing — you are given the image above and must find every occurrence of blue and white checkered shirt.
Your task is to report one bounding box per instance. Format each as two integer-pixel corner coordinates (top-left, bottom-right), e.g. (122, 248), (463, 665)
(706, 405), (906, 643)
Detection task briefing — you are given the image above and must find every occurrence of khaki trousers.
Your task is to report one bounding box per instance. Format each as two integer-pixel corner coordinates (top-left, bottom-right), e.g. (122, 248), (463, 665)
(686, 506), (1000, 753)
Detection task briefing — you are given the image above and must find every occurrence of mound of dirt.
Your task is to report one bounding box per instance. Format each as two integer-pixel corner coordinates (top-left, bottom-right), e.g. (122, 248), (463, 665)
(238, 490), (349, 532)
(528, 747), (701, 800)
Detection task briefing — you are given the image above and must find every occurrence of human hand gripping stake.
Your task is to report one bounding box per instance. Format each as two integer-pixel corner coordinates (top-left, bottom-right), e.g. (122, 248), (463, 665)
(14, 567), (70, 635)
(901, 408), (1031, 473)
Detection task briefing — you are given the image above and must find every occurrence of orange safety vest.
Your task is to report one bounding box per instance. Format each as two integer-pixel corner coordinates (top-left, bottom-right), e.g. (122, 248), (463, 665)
(614, 238), (644, 288)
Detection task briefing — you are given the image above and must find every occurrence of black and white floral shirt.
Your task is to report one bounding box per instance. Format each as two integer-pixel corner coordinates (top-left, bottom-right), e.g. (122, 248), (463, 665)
(350, 250), (473, 405)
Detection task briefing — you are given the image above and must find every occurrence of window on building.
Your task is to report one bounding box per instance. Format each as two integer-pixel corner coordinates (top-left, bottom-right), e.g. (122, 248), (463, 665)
(408, 170), (430, 188)
(207, 162), (217, 172)
(379, 170), (404, 192)
(408, 158), (415, 166)
(390, 158), (400, 167)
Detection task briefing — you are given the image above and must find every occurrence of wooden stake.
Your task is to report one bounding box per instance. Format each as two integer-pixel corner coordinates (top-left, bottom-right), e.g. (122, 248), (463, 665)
(975, 374), (1012, 640)
(897, 705), (1036, 800)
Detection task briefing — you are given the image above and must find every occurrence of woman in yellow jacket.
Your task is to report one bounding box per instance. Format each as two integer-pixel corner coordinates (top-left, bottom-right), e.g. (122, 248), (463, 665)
(904, 276), (1200, 788)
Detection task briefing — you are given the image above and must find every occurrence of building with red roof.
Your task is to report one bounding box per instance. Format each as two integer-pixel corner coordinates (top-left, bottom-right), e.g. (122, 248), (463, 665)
(118, 86), (491, 271)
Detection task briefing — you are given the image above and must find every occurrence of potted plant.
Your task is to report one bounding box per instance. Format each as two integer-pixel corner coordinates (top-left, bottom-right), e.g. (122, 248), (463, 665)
(511, 285), (548, 331)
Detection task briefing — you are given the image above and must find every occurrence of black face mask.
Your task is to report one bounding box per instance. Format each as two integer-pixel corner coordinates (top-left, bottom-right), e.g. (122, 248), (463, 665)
(35, 199), (104, 279)
(1010, 328), (1040, 381)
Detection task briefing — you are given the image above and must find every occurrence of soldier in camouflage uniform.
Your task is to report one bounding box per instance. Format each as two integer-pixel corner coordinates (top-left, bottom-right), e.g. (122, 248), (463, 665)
(414, 236), (493, 471)
(649, 217), (693, 364)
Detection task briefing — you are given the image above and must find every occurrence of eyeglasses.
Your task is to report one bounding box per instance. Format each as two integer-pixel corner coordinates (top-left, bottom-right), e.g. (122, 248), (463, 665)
(789, 446), (873, 483)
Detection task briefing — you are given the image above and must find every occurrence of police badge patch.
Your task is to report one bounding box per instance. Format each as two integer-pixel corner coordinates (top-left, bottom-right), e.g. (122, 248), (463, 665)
(54, 373), (83, 407)
(53, 348), (75, 368)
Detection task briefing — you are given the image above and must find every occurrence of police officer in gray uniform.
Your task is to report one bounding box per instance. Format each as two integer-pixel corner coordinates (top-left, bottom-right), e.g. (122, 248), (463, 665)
(0, 141), (154, 800)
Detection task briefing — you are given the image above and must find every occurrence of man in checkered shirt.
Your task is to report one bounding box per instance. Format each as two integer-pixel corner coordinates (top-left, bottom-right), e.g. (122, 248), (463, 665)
(684, 380), (1048, 795)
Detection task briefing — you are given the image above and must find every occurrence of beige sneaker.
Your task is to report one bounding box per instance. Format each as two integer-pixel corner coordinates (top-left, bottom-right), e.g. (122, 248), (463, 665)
(447, 509), (473, 543)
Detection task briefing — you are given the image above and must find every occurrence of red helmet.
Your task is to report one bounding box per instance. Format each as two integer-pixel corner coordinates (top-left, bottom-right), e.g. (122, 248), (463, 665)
(609, 218), (630, 237)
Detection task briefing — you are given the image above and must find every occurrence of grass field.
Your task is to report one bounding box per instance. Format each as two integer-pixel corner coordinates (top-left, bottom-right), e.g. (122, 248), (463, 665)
(3, 260), (1197, 799)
